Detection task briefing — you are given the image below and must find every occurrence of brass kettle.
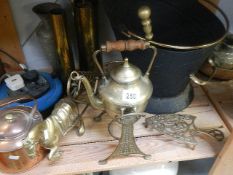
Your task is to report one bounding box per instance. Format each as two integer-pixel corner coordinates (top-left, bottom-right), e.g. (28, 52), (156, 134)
(70, 40), (157, 116)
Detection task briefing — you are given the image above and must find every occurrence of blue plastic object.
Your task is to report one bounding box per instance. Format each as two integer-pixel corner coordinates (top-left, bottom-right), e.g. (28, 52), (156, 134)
(0, 72), (63, 112)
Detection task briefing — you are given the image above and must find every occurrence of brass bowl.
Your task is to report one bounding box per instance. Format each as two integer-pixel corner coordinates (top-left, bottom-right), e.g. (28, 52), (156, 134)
(200, 61), (233, 80)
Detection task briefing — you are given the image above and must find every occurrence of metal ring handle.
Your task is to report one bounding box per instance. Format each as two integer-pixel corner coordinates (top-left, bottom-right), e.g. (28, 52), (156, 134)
(123, 0), (229, 50)
(0, 96), (38, 118)
(190, 58), (217, 85)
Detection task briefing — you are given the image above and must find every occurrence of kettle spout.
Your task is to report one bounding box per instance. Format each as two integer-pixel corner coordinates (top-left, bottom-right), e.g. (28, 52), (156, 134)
(70, 71), (104, 110)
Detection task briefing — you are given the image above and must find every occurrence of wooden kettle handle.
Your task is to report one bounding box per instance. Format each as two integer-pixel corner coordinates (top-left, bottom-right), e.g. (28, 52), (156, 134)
(101, 40), (149, 52)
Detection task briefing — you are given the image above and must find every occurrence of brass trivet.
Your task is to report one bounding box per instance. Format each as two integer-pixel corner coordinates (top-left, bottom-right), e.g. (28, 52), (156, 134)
(145, 114), (224, 148)
(99, 113), (151, 164)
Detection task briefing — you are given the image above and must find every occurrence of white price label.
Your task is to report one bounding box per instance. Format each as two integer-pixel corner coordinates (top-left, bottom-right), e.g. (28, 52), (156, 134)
(44, 130), (49, 140)
(9, 155), (20, 160)
(122, 90), (139, 102)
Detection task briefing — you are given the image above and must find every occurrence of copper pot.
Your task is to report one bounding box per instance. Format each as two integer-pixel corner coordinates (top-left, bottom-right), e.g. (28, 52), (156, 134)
(0, 96), (46, 174)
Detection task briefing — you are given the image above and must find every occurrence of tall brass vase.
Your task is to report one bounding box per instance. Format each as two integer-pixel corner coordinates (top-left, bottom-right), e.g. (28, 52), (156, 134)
(33, 3), (74, 83)
(50, 8), (74, 82)
(74, 0), (99, 72)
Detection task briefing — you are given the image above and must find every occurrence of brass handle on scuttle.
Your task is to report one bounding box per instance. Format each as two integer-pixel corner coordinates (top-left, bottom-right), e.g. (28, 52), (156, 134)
(123, 0), (229, 50)
(189, 58), (217, 85)
(138, 6), (153, 40)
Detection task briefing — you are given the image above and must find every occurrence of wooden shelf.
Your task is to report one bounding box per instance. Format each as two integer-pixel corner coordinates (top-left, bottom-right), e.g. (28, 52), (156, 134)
(203, 81), (233, 175)
(3, 85), (230, 175)
(203, 81), (233, 131)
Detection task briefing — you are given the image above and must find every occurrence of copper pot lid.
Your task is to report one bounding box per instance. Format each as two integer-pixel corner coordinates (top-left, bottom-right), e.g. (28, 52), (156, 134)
(0, 106), (41, 152)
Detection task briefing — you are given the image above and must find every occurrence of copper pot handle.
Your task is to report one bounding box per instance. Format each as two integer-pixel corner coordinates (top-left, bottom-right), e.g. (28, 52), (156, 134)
(189, 58), (217, 85)
(0, 96), (38, 118)
(93, 40), (157, 77)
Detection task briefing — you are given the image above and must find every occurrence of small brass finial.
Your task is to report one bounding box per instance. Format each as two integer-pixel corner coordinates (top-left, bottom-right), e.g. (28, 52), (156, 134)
(138, 6), (153, 40)
(123, 58), (129, 67)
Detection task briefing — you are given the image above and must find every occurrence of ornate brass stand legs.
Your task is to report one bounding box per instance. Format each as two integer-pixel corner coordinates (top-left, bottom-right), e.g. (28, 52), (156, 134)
(99, 113), (151, 164)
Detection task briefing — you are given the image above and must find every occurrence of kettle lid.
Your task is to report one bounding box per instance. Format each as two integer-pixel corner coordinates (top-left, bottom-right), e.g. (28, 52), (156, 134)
(0, 106), (41, 152)
(110, 58), (142, 83)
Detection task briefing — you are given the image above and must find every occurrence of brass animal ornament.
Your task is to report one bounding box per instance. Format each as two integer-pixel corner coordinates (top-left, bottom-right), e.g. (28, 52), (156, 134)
(23, 98), (85, 161)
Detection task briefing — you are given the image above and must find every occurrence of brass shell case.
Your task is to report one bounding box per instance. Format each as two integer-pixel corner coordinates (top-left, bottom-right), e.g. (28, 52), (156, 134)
(51, 10), (74, 82)
(74, 1), (99, 72)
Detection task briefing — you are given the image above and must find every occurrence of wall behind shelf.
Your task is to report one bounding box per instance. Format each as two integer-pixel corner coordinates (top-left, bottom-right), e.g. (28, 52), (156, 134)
(9, 0), (233, 71)
(9, 0), (80, 72)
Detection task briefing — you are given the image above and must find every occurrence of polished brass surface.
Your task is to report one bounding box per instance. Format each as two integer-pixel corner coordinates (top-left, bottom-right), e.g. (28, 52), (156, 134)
(110, 58), (142, 83)
(67, 71), (100, 104)
(23, 98), (86, 161)
(51, 11), (74, 82)
(211, 33), (233, 69)
(138, 6), (153, 40)
(200, 58), (233, 80)
(145, 114), (224, 148)
(0, 96), (44, 173)
(99, 113), (150, 164)
(69, 71), (104, 110)
(123, 0), (229, 50)
(74, 0), (98, 72)
(68, 40), (157, 117)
